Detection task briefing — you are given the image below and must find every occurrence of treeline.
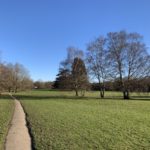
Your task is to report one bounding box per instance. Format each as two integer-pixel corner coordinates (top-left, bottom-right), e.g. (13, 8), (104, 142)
(0, 62), (33, 93)
(33, 81), (53, 89)
(54, 31), (150, 99)
(91, 79), (150, 92)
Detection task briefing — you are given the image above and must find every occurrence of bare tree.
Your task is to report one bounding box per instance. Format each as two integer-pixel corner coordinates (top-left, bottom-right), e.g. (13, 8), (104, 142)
(9, 63), (32, 92)
(0, 62), (32, 93)
(107, 31), (150, 99)
(86, 36), (109, 98)
(0, 64), (13, 92)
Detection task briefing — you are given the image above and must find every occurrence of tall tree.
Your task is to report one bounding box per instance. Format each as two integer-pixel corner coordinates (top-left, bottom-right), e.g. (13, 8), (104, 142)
(107, 31), (150, 99)
(53, 68), (71, 90)
(60, 46), (83, 71)
(86, 36), (109, 98)
(55, 47), (84, 90)
(71, 57), (89, 96)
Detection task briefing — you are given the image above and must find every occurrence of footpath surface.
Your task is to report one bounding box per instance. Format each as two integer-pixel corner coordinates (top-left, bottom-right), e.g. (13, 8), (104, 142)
(5, 95), (31, 150)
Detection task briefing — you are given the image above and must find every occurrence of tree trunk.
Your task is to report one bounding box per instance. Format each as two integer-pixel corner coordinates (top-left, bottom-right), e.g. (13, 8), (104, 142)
(100, 88), (105, 98)
(75, 89), (78, 96)
(123, 90), (129, 99)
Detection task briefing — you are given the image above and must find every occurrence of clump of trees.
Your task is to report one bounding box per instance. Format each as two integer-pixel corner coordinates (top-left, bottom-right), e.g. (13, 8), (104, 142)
(0, 62), (33, 93)
(55, 31), (150, 99)
(54, 47), (89, 96)
(86, 31), (150, 99)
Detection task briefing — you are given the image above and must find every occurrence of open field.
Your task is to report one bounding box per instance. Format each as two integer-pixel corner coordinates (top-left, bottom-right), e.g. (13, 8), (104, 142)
(15, 90), (150, 150)
(0, 95), (14, 150)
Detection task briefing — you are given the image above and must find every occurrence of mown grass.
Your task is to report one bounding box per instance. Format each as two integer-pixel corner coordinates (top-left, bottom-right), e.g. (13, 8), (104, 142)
(17, 90), (150, 150)
(0, 95), (14, 150)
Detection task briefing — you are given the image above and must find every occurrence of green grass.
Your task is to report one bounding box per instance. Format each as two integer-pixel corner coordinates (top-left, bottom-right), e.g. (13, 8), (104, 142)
(17, 90), (150, 150)
(0, 95), (14, 150)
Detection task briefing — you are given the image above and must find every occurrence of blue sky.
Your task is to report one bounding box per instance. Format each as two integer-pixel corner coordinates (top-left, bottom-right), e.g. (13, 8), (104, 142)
(0, 0), (150, 81)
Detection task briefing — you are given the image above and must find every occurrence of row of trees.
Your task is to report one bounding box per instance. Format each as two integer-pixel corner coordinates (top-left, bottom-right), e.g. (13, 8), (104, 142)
(0, 62), (33, 93)
(34, 80), (53, 89)
(54, 31), (150, 99)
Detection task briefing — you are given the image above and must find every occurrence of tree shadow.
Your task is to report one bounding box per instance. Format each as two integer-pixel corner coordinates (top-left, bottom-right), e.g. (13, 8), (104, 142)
(130, 96), (150, 101)
(14, 94), (128, 101)
(0, 94), (12, 100)
(0, 93), (150, 101)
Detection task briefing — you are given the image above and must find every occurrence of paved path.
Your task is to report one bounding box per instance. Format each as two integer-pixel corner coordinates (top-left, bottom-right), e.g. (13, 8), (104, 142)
(5, 95), (31, 150)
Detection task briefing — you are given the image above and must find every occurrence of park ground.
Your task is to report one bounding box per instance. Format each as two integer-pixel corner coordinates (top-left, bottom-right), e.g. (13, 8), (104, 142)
(0, 90), (150, 150)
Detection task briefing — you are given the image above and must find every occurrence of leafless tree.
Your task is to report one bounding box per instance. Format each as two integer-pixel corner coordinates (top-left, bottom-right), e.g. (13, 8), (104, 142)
(86, 36), (109, 98)
(107, 31), (150, 99)
(8, 63), (32, 92)
(0, 62), (32, 93)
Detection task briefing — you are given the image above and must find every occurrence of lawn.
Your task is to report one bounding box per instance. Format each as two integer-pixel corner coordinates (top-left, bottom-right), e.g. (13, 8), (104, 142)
(0, 95), (14, 150)
(16, 90), (150, 150)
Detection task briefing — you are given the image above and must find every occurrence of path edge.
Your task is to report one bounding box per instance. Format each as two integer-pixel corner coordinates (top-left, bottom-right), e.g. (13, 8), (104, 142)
(19, 101), (36, 150)
(4, 94), (33, 150)
(3, 93), (15, 150)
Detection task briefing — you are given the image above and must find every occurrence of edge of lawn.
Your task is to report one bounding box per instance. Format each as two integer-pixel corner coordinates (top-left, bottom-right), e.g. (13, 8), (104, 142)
(19, 101), (36, 150)
(2, 94), (15, 150)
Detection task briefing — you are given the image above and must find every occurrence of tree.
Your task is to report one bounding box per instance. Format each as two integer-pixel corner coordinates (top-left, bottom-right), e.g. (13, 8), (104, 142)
(11, 63), (32, 92)
(0, 63), (32, 92)
(86, 36), (109, 98)
(71, 57), (89, 96)
(0, 64), (14, 92)
(53, 68), (71, 90)
(55, 46), (84, 90)
(107, 31), (150, 99)
(60, 46), (83, 72)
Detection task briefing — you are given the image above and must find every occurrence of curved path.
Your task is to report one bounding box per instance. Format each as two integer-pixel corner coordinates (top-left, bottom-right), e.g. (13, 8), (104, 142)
(5, 95), (31, 150)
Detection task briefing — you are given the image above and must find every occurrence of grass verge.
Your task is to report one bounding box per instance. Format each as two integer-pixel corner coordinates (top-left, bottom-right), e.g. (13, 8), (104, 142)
(0, 95), (14, 150)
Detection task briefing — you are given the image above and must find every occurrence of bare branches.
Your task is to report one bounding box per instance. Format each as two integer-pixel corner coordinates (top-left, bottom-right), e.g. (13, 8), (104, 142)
(86, 31), (150, 99)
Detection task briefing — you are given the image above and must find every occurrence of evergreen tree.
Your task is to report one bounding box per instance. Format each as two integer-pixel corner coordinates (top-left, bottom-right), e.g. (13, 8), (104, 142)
(71, 57), (89, 96)
(53, 69), (71, 90)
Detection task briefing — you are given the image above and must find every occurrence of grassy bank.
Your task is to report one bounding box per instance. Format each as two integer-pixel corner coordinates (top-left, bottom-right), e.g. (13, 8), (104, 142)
(0, 95), (14, 150)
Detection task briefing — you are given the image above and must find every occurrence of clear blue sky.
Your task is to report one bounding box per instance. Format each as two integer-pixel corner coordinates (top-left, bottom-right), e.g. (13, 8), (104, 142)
(0, 0), (150, 81)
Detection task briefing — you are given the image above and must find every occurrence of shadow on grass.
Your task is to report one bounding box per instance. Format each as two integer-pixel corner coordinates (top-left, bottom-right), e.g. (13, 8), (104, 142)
(130, 96), (150, 101)
(0, 93), (150, 101)
(0, 94), (12, 100)
(12, 94), (150, 101)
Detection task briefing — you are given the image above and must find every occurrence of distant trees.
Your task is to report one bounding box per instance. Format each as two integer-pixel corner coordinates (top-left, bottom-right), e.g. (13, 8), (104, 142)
(0, 62), (33, 93)
(34, 81), (53, 89)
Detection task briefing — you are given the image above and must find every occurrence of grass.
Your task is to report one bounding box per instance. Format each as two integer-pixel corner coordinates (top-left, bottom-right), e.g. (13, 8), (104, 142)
(15, 90), (150, 150)
(0, 95), (14, 150)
